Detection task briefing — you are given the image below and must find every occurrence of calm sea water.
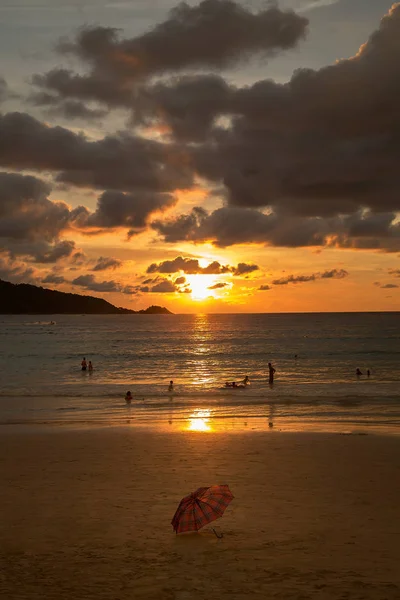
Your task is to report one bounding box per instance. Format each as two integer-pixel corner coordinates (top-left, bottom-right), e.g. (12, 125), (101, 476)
(0, 313), (399, 432)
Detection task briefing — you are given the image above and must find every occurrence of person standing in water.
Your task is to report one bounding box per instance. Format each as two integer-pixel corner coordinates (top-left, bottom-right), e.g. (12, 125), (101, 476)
(81, 357), (87, 371)
(125, 391), (132, 403)
(268, 362), (276, 385)
(168, 381), (174, 392)
(356, 368), (362, 378)
(88, 361), (93, 372)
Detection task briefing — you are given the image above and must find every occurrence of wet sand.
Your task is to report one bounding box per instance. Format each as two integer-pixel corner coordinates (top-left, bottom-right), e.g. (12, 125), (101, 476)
(1, 426), (399, 599)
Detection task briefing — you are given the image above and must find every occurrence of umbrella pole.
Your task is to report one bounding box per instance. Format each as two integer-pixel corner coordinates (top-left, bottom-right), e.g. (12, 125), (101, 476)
(212, 528), (223, 539)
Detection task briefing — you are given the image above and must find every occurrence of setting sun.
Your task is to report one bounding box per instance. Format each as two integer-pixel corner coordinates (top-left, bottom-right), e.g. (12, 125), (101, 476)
(186, 275), (220, 301)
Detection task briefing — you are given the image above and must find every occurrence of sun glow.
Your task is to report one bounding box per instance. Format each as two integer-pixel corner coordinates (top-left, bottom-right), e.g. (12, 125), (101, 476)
(186, 274), (222, 301)
(187, 410), (212, 432)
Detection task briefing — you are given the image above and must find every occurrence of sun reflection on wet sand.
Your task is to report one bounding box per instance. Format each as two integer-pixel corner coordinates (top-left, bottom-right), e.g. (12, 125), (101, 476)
(187, 409), (213, 432)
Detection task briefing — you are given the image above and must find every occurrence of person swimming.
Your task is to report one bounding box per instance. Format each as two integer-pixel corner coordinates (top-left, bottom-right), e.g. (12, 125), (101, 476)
(125, 391), (132, 403)
(226, 376), (249, 388)
(81, 357), (87, 371)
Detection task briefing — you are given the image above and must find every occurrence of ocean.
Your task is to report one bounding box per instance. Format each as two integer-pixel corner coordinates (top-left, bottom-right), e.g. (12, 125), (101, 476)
(0, 312), (399, 433)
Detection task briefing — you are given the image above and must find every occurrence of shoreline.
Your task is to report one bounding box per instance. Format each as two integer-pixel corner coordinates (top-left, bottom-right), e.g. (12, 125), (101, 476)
(1, 413), (399, 436)
(1, 390), (400, 437)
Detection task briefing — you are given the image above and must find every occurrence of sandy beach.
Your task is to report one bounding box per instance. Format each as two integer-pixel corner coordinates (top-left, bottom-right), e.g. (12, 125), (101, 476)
(1, 425), (399, 600)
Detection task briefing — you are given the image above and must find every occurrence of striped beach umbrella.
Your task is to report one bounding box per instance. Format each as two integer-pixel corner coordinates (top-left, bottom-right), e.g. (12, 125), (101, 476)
(171, 484), (234, 534)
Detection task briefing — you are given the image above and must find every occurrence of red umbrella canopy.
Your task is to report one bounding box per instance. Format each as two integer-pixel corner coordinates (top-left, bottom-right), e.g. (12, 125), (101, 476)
(171, 484), (234, 534)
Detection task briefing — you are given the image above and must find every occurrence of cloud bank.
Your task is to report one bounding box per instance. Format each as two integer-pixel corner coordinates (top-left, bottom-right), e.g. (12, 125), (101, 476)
(33, 1), (308, 108)
(1, 2), (400, 297)
(271, 269), (348, 285)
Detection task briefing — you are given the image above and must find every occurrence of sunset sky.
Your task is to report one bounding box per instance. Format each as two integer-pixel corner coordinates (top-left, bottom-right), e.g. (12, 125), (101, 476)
(0, 0), (399, 313)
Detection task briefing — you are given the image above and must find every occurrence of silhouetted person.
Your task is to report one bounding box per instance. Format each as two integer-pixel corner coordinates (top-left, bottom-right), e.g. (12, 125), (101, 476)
(356, 368), (362, 378)
(168, 380), (174, 392)
(268, 362), (276, 385)
(88, 361), (93, 372)
(125, 391), (132, 403)
(367, 369), (371, 378)
(81, 357), (87, 371)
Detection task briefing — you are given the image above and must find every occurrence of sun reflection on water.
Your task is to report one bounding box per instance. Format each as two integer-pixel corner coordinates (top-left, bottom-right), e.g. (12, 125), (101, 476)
(189, 314), (215, 387)
(187, 409), (213, 432)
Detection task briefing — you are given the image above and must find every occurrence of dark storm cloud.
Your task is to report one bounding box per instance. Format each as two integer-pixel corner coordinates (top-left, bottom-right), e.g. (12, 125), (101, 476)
(32, 68), (134, 110)
(174, 276), (186, 285)
(0, 172), (96, 265)
(146, 256), (230, 275)
(31, 92), (107, 121)
(84, 190), (176, 236)
(0, 172), (78, 244)
(72, 274), (178, 295)
(3, 5), (400, 257)
(91, 256), (122, 271)
(33, 240), (77, 263)
(202, 261), (231, 274)
(0, 173), (176, 247)
(133, 75), (234, 141)
(71, 251), (87, 265)
(233, 263), (259, 276)
(146, 255), (258, 276)
(319, 269), (348, 279)
(57, 100), (107, 121)
(42, 273), (66, 284)
(0, 112), (193, 194)
(149, 279), (177, 293)
(0, 252), (37, 284)
(71, 273), (138, 293)
(272, 269), (348, 285)
(2, 239), (80, 266)
(135, 4), (400, 231)
(71, 274), (120, 292)
(33, 2), (307, 107)
(0, 132), (187, 257)
(150, 207), (208, 244)
(151, 206), (400, 251)
(208, 282), (228, 289)
(189, 4), (400, 218)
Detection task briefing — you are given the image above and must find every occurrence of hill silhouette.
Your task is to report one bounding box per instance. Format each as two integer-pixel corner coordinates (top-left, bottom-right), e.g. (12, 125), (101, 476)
(0, 280), (172, 315)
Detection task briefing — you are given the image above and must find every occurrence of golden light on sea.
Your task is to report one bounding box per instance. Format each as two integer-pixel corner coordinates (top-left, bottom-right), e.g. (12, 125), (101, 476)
(187, 409), (213, 432)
